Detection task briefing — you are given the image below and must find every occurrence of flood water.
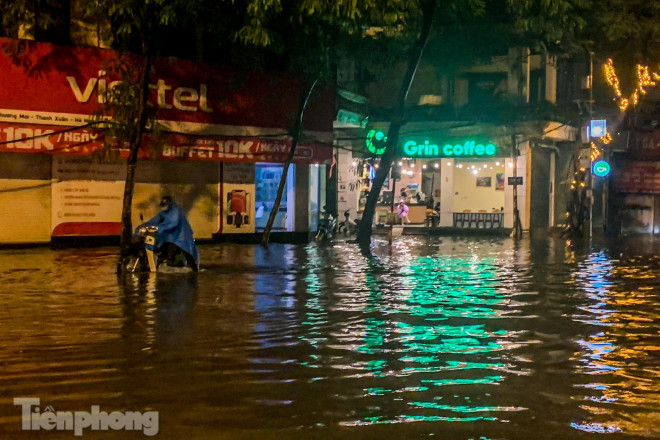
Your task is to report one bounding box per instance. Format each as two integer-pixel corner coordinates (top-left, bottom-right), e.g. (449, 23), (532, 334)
(0, 236), (658, 439)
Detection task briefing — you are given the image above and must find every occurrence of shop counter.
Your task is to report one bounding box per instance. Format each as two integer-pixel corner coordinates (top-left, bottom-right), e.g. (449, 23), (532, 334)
(374, 203), (427, 224)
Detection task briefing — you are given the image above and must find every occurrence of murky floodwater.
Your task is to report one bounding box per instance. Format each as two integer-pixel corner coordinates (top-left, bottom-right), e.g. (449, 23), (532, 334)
(0, 236), (658, 439)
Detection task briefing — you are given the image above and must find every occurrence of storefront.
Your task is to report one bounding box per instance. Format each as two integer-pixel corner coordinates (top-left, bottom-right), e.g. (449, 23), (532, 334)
(610, 155), (660, 234)
(0, 38), (333, 245)
(340, 128), (529, 230)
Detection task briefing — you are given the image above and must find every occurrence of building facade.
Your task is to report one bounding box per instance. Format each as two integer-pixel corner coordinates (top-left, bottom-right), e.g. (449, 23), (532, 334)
(0, 38), (333, 245)
(334, 48), (582, 234)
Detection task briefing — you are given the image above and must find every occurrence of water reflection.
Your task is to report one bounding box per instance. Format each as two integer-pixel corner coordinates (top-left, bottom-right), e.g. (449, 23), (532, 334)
(571, 249), (660, 437)
(0, 237), (658, 439)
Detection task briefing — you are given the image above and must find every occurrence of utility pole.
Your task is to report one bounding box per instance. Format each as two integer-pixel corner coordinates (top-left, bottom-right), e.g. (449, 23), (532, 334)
(389, 174), (396, 245)
(588, 49), (594, 239)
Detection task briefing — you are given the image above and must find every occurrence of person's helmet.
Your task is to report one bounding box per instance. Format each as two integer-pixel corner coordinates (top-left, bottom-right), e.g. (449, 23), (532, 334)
(160, 196), (173, 209)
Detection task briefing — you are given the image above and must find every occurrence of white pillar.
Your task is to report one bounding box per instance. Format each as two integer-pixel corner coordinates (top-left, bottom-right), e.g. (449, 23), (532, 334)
(440, 158), (454, 227)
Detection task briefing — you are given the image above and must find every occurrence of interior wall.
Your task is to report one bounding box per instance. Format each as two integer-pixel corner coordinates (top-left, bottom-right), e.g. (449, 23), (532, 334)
(452, 161), (506, 212)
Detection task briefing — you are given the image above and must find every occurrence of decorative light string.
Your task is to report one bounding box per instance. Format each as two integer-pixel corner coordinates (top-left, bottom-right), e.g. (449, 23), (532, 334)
(604, 59), (660, 111)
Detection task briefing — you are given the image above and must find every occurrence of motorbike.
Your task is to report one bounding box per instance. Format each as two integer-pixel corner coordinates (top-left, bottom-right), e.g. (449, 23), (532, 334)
(124, 216), (199, 273)
(315, 211), (338, 241)
(337, 210), (358, 234)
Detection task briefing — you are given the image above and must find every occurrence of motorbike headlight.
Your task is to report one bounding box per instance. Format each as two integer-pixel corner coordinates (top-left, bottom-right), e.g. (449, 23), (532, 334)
(137, 226), (147, 235)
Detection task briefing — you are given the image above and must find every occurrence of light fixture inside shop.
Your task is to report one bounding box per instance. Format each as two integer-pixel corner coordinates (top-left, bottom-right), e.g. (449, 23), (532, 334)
(472, 170), (478, 175)
(435, 163), (440, 168)
(422, 164), (427, 169)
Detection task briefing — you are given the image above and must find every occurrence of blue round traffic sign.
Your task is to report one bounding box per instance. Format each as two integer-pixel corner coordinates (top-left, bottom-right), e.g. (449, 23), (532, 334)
(592, 160), (610, 177)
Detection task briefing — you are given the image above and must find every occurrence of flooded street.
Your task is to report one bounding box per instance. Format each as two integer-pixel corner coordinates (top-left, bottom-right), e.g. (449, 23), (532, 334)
(0, 236), (658, 439)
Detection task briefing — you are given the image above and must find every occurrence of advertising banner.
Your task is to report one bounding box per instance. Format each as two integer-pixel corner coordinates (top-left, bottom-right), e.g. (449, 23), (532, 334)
(0, 38), (333, 164)
(612, 161), (660, 193)
(0, 120), (327, 164)
(51, 156), (125, 236)
(630, 130), (660, 157)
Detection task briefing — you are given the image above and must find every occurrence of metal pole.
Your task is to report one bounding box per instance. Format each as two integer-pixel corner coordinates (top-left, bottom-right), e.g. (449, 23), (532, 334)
(589, 50), (594, 239)
(389, 175), (396, 245)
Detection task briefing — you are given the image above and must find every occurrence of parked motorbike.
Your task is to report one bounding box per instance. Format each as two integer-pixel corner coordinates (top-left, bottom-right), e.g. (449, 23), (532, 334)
(315, 211), (338, 241)
(337, 210), (358, 234)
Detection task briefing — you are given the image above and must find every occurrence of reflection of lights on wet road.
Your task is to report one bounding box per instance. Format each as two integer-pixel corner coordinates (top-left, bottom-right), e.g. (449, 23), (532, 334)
(570, 250), (660, 436)
(349, 252), (527, 425)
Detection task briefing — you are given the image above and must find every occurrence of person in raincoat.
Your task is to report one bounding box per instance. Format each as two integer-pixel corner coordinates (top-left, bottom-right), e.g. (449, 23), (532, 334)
(140, 196), (199, 271)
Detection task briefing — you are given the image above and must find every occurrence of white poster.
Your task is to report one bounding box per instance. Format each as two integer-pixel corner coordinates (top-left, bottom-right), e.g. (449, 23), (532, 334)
(51, 156), (126, 236)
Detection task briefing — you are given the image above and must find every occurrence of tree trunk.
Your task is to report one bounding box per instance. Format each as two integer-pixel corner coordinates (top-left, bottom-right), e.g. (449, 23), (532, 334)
(118, 52), (152, 265)
(356, 0), (437, 253)
(261, 79), (318, 246)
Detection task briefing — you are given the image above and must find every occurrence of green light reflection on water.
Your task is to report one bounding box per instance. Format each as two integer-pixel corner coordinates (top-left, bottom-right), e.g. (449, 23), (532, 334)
(358, 254), (513, 424)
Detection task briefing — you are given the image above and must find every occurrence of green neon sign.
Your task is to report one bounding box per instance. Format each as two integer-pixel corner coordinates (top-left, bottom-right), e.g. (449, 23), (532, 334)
(402, 140), (497, 158)
(592, 160), (610, 177)
(366, 129), (387, 154)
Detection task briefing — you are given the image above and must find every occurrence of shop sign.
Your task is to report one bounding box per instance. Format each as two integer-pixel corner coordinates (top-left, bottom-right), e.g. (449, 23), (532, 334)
(364, 130), (498, 158)
(366, 129), (387, 154)
(0, 121), (325, 164)
(592, 160), (611, 177)
(631, 130), (660, 157)
(402, 140), (497, 158)
(0, 38), (333, 164)
(612, 161), (660, 193)
(589, 119), (607, 138)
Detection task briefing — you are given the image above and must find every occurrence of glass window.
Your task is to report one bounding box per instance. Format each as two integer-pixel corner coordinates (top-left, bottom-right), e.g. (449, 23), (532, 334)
(255, 163), (295, 231)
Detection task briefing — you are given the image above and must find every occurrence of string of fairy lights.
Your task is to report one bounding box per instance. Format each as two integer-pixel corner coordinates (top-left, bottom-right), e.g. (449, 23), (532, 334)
(592, 58), (658, 163)
(603, 58), (660, 111)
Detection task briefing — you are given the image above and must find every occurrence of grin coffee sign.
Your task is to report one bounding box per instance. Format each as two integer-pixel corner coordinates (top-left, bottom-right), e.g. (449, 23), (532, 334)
(365, 130), (498, 158)
(402, 140), (497, 158)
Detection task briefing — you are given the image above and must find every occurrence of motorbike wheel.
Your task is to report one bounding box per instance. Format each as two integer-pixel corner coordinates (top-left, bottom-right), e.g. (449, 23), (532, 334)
(123, 255), (142, 273)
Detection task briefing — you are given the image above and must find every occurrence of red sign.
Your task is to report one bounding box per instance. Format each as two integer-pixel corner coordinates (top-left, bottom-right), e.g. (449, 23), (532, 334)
(630, 131), (660, 157)
(0, 38), (333, 163)
(0, 121), (329, 163)
(612, 161), (660, 193)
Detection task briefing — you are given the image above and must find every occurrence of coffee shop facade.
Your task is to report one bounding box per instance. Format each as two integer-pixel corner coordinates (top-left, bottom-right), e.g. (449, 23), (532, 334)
(336, 123), (532, 230)
(0, 38), (334, 245)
